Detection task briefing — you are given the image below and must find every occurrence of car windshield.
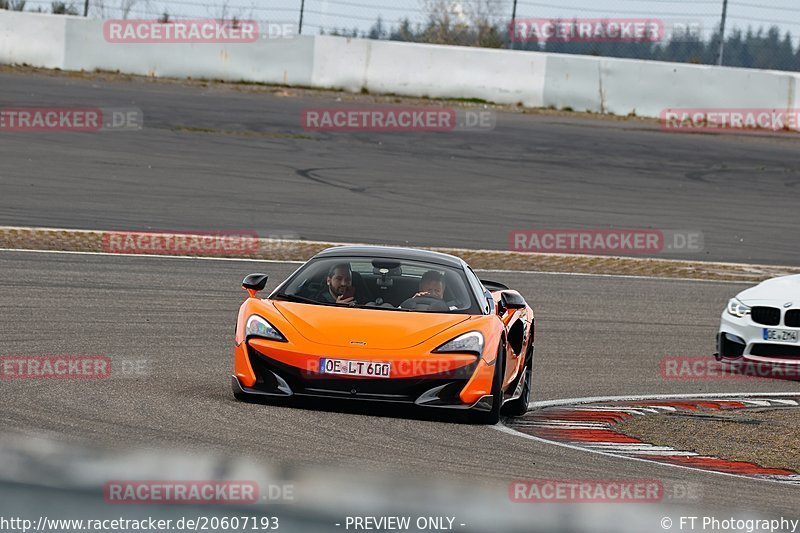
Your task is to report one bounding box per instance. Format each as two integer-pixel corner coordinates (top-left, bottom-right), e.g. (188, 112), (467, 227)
(273, 256), (479, 314)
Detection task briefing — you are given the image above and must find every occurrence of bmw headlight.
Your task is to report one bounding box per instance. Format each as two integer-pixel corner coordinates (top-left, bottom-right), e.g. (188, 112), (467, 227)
(433, 331), (484, 356)
(245, 315), (286, 341)
(726, 298), (751, 318)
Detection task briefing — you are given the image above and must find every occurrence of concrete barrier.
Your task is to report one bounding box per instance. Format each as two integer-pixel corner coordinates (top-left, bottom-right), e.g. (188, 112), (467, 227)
(543, 54), (800, 119)
(542, 54), (602, 112)
(63, 17), (316, 85)
(310, 37), (547, 106)
(1, 10), (799, 130)
(364, 39), (546, 107)
(602, 61), (797, 117)
(311, 36), (370, 93)
(0, 10), (67, 69)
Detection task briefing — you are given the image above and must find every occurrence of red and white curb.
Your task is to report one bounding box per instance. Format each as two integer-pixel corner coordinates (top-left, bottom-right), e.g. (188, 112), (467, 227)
(499, 393), (800, 485)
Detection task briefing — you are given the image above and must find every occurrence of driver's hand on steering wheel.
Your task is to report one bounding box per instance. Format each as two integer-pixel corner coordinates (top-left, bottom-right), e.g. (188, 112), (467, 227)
(413, 291), (434, 298)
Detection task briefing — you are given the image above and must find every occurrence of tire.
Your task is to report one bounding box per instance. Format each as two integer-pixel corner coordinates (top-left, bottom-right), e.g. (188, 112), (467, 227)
(502, 340), (533, 417)
(474, 342), (505, 424)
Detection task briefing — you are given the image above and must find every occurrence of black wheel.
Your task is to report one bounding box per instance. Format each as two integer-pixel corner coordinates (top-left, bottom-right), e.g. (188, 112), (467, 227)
(473, 342), (505, 424)
(502, 340), (533, 417)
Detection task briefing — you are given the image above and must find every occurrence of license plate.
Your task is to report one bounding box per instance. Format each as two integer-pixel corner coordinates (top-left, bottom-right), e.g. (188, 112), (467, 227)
(763, 328), (799, 343)
(319, 358), (391, 378)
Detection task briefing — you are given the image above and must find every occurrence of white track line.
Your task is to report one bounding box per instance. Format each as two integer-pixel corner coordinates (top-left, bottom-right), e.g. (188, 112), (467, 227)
(0, 248), (303, 264)
(476, 267), (750, 284)
(496, 392), (800, 486)
(1, 225), (786, 269)
(567, 407), (656, 415)
(0, 248), (754, 283)
(520, 424), (610, 430)
(583, 444), (682, 450)
(520, 421), (610, 427)
(527, 391), (800, 410)
(739, 400), (773, 406)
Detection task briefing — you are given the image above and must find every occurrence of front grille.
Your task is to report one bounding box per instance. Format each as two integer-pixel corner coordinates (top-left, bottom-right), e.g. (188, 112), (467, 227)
(751, 306), (781, 326)
(750, 343), (800, 359)
(785, 310), (800, 328)
(246, 346), (475, 401)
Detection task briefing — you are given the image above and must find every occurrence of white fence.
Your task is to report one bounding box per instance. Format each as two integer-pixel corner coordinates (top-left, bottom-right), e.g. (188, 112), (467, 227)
(2, 11), (798, 128)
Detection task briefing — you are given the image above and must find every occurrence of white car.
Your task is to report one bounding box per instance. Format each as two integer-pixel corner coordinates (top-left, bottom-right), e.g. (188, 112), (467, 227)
(717, 274), (800, 364)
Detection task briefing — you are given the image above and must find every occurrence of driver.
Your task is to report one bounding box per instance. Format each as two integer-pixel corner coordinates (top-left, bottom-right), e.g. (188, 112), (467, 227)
(413, 270), (445, 300)
(316, 263), (357, 305)
(399, 270), (448, 311)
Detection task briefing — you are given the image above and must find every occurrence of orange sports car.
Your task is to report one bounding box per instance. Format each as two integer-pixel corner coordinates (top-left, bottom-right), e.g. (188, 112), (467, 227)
(232, 246), (534, 423)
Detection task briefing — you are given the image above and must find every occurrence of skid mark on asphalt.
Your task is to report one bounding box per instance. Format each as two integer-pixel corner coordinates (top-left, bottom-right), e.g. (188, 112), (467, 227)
(501, 396), (800, 485)
(295, 167), (368, 193)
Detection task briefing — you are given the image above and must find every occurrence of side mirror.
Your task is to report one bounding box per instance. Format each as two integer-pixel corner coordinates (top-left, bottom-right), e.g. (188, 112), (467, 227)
(242, 273), (269, 298)
(500, 291), (526, 310)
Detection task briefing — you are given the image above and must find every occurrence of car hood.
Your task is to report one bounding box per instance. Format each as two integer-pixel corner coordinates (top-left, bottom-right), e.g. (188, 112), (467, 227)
(737, 274), (800, 305)
(272, 301), (471, 349)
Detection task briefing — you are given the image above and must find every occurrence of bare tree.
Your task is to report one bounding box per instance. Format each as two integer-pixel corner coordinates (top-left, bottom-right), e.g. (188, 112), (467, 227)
(88, 0), (150, 19)
(419, 0), (469, 45)
(419, 0), (507, 47)
(0, 0), (27, 10)
(118, 0), (142, 19)
(208, 0), (253, 23)
(464, 0), (505, 47)
(51, 1), (79, 14)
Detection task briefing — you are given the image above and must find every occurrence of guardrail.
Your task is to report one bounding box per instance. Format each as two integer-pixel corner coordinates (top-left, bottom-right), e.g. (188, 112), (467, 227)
(1, 11), (798, 129)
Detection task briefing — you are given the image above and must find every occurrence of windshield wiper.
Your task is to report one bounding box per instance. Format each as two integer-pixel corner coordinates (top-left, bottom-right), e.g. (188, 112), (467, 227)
(354, 304), (411, 311)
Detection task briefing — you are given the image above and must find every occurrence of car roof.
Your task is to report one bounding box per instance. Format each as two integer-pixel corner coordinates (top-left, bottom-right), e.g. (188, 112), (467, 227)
(312, 245), (465, 269)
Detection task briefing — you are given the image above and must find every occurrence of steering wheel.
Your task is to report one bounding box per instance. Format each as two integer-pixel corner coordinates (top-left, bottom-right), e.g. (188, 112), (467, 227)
(399, 296), (449, 312)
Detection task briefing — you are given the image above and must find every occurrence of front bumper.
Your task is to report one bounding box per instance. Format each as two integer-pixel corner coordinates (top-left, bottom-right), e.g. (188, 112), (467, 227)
(718, 311), (800, 364)
(233, 342), (493, 411)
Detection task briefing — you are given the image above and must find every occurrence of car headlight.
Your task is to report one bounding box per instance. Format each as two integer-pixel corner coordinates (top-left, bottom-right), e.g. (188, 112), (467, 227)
(245, 315), (286, 341)
(726, 298), (751, 318)
(433, 331), (484, 356)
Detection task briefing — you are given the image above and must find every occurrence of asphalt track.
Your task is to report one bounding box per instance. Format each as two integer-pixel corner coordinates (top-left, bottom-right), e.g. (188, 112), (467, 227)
(2, 249), (800, 517)
(2, 67), (800, 523)
(1, 70), (800, 264)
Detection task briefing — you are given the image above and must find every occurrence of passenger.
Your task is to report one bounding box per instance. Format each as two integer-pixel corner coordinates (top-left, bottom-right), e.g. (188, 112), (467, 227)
(316, 263), (356, 305)
(413, 270), (446, 300)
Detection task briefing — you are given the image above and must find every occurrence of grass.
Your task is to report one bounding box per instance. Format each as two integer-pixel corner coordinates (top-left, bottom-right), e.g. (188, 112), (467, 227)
(619, 408), (800, 472)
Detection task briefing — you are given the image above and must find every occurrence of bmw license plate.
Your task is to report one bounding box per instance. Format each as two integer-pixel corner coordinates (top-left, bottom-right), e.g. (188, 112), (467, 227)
(763, 328), (799, 343)
(319, 358), (391, 378)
